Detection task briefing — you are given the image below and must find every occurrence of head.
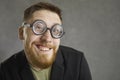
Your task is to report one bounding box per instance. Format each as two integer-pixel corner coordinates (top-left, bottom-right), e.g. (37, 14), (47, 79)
(19, 2), (63, 69)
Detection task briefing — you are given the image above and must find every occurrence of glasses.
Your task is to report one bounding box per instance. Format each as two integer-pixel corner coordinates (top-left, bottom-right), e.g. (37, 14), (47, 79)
(22, 20), (65, 39)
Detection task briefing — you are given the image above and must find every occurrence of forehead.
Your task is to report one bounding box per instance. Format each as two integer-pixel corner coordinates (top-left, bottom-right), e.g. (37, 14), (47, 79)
(27, 10), (62, 26)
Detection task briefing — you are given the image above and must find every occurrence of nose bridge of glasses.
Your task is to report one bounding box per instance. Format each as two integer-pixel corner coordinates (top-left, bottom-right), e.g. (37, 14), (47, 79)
(47, 27), (51, 31)
(44, 27), (52, 37)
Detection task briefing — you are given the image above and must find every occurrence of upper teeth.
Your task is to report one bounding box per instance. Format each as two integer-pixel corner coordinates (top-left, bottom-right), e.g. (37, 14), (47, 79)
(39, 46), (50, 51)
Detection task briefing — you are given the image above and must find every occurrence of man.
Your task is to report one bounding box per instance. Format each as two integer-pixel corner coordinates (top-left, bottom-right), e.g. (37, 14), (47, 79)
(0, 2), (92, 80)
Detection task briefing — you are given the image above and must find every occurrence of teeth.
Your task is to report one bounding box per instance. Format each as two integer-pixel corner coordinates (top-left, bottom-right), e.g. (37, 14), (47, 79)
(40, 47), (49, 51)
(37, 46), (50, 51)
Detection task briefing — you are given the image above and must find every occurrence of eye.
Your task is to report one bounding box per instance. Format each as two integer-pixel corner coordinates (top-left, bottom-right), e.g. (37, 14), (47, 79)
(53, 27), (61, 35)
(51, 24), (64, 38)
(35, 23), (44, 31)
(32, 21), (47, 34)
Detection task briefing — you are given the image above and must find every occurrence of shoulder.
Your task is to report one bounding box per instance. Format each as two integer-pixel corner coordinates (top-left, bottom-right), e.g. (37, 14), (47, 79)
(59, 46), (92, 80)
(0, 50), (25, 71)
(59, 45), (84, 60)
(59, 45), (84, 55)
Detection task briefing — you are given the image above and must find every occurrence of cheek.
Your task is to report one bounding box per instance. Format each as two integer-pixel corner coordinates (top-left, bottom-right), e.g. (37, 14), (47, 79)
(27, 35), (39, 47)
(24, 29), (37, 46)
(53, 39), (60, 47)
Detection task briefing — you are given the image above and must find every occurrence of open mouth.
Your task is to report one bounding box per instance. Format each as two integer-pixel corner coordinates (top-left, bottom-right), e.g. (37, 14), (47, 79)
(36, 44), (52, 51)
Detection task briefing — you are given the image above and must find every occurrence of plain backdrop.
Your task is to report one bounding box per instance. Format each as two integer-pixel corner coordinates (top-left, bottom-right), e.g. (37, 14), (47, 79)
(0, 0), (120, 80)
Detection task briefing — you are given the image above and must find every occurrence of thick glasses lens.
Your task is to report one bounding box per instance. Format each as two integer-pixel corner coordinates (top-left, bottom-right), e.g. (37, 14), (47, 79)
(51, 24), (64, 38)
(32, 20), (47, 35)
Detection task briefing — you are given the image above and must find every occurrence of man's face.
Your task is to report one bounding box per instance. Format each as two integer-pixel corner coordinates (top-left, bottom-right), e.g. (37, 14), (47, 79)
(19, 10), (62, 69)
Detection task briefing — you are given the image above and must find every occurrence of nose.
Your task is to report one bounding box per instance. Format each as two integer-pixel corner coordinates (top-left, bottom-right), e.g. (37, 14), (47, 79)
(40, 30), (52, 43)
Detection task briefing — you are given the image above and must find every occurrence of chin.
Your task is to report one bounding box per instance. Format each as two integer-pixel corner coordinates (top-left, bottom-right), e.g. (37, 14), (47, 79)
(26, 45), (58, 69)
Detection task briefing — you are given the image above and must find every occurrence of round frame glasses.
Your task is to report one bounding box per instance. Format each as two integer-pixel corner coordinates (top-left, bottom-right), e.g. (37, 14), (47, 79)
(22, 20), (65, 39)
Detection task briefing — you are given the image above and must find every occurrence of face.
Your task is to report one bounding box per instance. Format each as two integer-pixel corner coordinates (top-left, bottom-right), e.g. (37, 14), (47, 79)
(19, 10), (62, 69)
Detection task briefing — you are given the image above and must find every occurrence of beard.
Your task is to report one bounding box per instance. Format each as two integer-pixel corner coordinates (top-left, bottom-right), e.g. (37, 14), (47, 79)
(24, 41), (59, 69)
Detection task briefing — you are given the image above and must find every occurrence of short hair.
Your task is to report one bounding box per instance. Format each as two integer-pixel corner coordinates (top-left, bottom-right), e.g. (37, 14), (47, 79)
(24, 2), (62, 21)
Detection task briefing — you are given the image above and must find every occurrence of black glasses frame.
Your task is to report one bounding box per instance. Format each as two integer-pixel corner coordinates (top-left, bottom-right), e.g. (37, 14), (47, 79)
(22, 19), (65, 39)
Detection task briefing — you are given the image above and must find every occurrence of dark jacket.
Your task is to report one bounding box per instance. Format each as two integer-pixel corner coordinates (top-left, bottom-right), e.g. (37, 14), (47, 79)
(0, 45), (92, 80)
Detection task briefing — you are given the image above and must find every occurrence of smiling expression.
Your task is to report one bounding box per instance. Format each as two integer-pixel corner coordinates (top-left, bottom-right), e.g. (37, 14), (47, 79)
(19, 10), (62, 69)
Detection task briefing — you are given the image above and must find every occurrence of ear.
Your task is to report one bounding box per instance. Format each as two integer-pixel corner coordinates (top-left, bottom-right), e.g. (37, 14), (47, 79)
(18, 27), (24, 40)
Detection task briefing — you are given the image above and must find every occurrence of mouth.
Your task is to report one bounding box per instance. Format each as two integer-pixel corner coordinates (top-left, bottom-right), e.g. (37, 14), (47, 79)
(35, 44), (52, 52)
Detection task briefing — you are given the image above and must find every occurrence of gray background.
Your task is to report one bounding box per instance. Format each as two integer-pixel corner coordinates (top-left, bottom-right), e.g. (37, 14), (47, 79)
(0, 0), (120, 80)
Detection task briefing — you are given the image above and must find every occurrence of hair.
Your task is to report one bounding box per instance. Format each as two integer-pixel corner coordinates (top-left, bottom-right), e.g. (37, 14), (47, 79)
(24, 2), (62, 21)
